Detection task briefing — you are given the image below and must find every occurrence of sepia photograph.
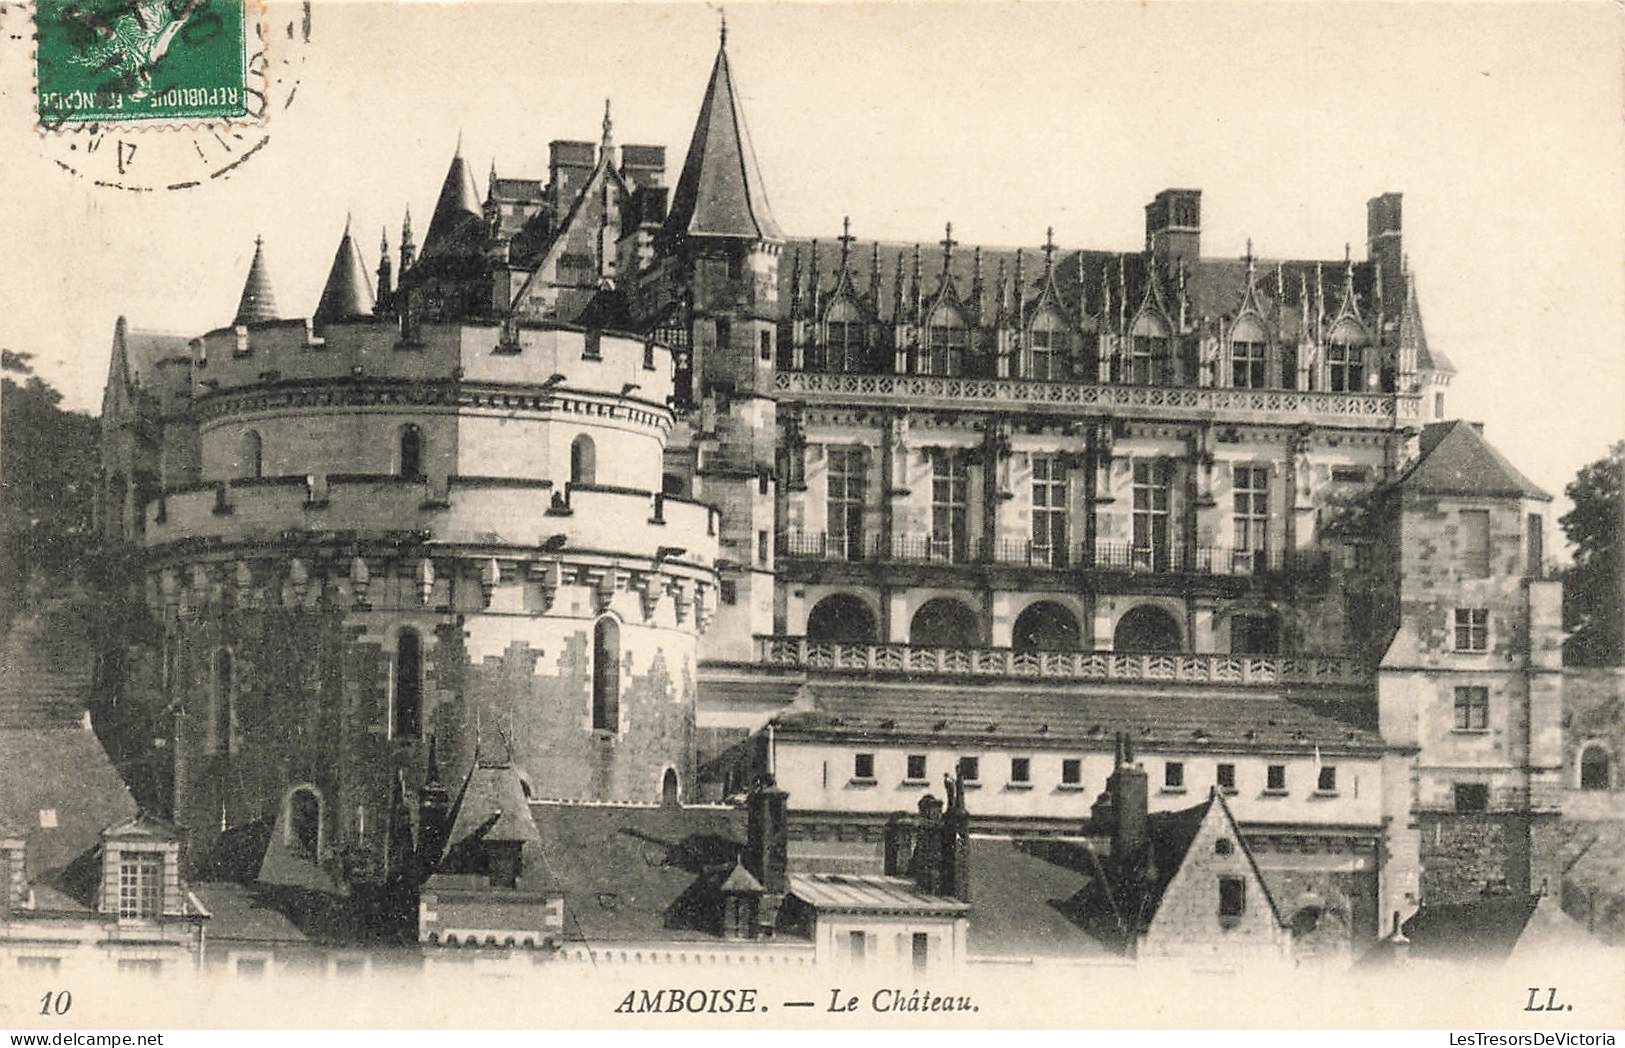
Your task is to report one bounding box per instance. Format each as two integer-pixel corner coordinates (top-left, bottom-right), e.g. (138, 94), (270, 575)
(0, 0), (1622, 1033)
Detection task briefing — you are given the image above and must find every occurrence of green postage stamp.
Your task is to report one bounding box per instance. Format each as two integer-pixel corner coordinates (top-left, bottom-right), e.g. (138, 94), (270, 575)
(35, 0), (250, 125)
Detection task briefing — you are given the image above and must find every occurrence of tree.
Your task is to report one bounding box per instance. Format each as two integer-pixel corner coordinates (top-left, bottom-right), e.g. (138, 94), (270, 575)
(1, 351), (101, 602)
(1560, 440), (1624, 665)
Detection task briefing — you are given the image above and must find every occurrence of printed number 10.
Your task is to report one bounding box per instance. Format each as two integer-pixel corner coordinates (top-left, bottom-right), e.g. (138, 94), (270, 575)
(40, 990), (72, 1015)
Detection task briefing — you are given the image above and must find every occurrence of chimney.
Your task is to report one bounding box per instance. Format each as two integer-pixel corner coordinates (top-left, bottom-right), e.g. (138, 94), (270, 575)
(940, 774), (971, 903)
(1366, 192), (1403, 285)
(1145, 189), (1202, 272)
(744, 777), (788, 894)
(548, 140), (596, 212)
(620, 144), (667, 190)
(883, 810), (918, 877)
(1108, 733), (1149, 861)
(911, 793), (946, 895)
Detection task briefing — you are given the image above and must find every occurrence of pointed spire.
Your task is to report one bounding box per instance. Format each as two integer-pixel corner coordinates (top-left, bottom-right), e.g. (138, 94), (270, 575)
(869, 241), (882, 306)
(232, 235), (280, 325)
(788, 244), (803, 317)
(1041, 226), (1057, 276)
(1013, 248), (1025, 327)
(971, 245), (985, 316)
(601, 98), (614, 150)
(1244, 237), (1256, 283)
(375, 227), (393, 317)
(996, 257), (1010, 317)
(719, 8), (727, 48)
(910, 243), (923, 319)
(664, 22), (781, 241)
(314, 218), (376, 324)
(837, 215), (854, 272)
(420, 141), (484, 262)
(940, 221), (957, 273)
(808, 239), (821, 316)
(892, 250), (905, 320)
(399, 205), (416, 272)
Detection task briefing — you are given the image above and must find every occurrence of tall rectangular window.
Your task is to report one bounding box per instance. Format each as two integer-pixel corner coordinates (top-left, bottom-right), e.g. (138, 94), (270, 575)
(1317, 766), (1338, 793)
(1232, 465), (1269, 573)
(1460, 509), (1491, 578)
(912, 932), (930, 972)
(1231, 339), (1266, 389)
(906, 754), (928, 781)
(1164, 762), (1185, 789)
(1454, 608), (1489, 652)
(1328, 341), (1364, 392)
(1061, 758), (1082, 786)
(1129, 335), (1165, 385)
(1010, 757), (1031, 784)
(826, 448), (867, 561)
(826, 318), (866, 373)
(1527, 514), (1544, 579)
(1217, 763), (1237, 791)
(1279, 344), (1298, 390)
(1029, 319), (1068, 380)
(1031, 456), (1068, 566)
(1454, 686), (1489, 731)
(118, 854), (162, 920)
(925, 316), (968, 376)
(930, 450), (970, 562)
(848, 930), (867, 964)
(1266, 764), (1287, 792)
(1132, 461), (1171, 570)
(1218, 877), (1247, 919)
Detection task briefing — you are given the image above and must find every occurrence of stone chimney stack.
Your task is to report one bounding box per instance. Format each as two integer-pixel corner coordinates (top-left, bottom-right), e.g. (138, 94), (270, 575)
(744, 777), (788, 895)
(1108, 732), (1150, 862)
(911, 794), (946, 895)
(940, 774), (972, 903)
(1145, 189), (1202, 273)
(883, 810), (919, 877)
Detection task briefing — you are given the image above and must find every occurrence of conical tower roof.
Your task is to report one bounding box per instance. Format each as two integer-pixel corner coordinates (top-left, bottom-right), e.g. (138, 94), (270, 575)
(664, 30), (781, 243)
(232, 236), (280, 325)
(419, 139), (485, 264)
(313, 218), (376, 324)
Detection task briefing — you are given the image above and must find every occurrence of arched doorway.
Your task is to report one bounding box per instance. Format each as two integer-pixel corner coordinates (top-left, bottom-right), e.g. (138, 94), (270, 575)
(1580, 745), (1612, 790)
(1113, 605), (1182, 653)
(661, 768), (680, 807)
(806, 594), (877, 644)
(910, 598), (980, 648)
(1012, 601), (1081, 652)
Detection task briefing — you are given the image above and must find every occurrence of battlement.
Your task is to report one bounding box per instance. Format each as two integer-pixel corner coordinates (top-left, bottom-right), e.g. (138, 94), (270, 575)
(191, 320), (675, 406)
(145, 475), (719, 569)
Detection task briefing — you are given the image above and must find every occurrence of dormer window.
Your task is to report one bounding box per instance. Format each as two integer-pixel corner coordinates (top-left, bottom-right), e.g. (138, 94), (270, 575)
(118, 854), (162, 920)
(1230, 319), (1266, 389)
(923, 307), (967, 377)
(1028, 311), (1069, 381)
(1327, 326), (1365, 392)
(1128, 314), (1169, 385)
(825, 299), (867, 373)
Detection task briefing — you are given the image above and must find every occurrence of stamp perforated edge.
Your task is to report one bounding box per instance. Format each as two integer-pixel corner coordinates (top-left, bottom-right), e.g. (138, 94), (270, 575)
(25, 0), (274, 135)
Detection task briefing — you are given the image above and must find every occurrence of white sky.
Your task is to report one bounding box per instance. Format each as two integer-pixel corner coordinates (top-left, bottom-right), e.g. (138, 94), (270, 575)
(1, 1), (1621, 528)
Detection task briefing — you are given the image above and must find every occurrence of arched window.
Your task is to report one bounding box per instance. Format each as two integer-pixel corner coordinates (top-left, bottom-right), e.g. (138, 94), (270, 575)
(910, 597), (980, 648)
(592, 617), (620, 732)
(1027, 311), (1069, 381)
(393, 628), (422, 739)
(238, 430), (263, 480)
(661, 768), (680, 807)
(806, 594), (877, 644)
(398, 424), (424, 479)
(570, 434), (597, 486)
(923, 306), (967, 377)
(1580, 745), (1612, 791)
(1128, 313), (1170, 385)
(289, 787), (321, 858)
(213, 649), (234, 754)
(1012, 601), (1081, 652)
(825, 298), (867, 373)
(1327, 325), (1366, 393)
(1230, 610), (1281, 655)
(1230, 318), (1267, 389)
(1113, 605), (1183, 653)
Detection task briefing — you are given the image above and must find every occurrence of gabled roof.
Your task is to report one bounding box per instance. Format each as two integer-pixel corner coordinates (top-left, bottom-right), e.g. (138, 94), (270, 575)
(963, 837), (1115, 960)
(232, 236), (280, 325)
(312, 220), (376, 324)
(1397, 420), (1549, 501)
(102, 812), (180, 841)
(442, 762), (545, 863)
(663, 38), (781, 243)
(0, 725), (138, 892)
(104, 317), (190, 401)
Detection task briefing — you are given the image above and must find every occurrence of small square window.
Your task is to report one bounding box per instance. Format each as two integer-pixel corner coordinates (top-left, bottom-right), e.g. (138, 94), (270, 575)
(1454, 608), (1489, 652)
(1454, 783), (1489, 813)
(719, 580), (737, 605)
(236, 957), (267, 979)
(1317, 766), (1337, 793)
(1061, 758), (1082, 785)
(1010, 757), (1031, 784)
(906, 754), (927, 781)
(1219, 876), (1246, 919)
(1164, 762), (1184, 789)
(1266, 765), (1287, 792)
(957, 756), (980, 783)
(1454, 686), (1489, 730)
(853, 753), (875, 781)
(1216, 763), (1236, 790)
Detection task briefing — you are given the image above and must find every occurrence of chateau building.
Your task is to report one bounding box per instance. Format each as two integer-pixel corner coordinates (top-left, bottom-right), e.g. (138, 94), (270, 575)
(89, 24), (1618, 965)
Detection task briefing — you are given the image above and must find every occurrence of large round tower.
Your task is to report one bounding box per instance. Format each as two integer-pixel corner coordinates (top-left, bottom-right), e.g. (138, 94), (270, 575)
(137, 279), (718, 876)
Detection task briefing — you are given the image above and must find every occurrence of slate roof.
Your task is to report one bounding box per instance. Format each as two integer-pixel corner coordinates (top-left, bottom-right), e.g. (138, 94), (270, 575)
(1396, 892), (1581, 961)
(664, 39), (782, 242)
(312, 221), (376, 324)
(788, 872), (967, 915)
(232, 236), (280, 325)
(0, 602), (96, 729)
(771, 679), (1383, 755)
(1397, 420), (1549, 501)
(109, 319), (191, 391)
(529, 800), (750, 943)
(418, 148), (486, 268)
(0, 725), (138, 900)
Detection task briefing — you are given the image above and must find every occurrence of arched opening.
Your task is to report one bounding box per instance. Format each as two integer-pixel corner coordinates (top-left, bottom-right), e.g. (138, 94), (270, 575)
(1012, 601), (1082, 652)
(1580, 745), (1612, 790)
(393, 629), (422, 738)
(592, 617), (620, 732)
(570, 434), (597, 486)
(238, 430), (263, 480)
(398, 424), (424, 479)
(910, 598), (980, 648)
(661, 768), (680, 807)
(806, 594), (877, 644)
(289, 788), (321, 858)
(1230, 610), (1281, 655)
(1113, 605), (1182, 653)
(213, 649), (233, 754)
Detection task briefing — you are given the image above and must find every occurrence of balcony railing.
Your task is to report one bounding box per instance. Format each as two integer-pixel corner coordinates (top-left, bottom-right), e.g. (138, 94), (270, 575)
(755, 637), (1368, 686)
(777, 530), (1330, 578)
(774, 370), (1419, 429)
